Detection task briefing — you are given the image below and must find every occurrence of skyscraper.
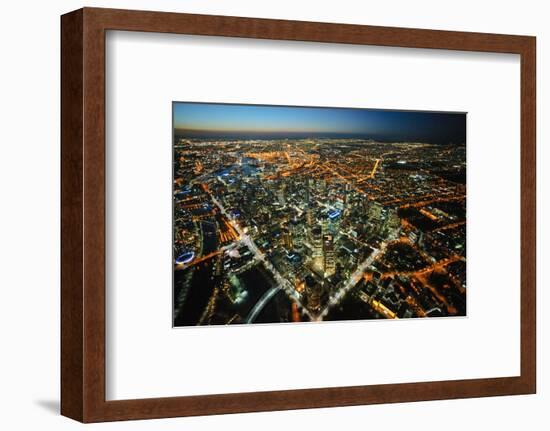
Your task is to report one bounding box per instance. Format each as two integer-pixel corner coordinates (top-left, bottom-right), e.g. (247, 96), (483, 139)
(290, 218), (303, 248)
(277, 186), (285, 206)
(321, 214), (329, 235)
(384, 209), (401, 232)
(306, 206), (314, 227)
(323, 234), (336, 277)
(283, 228), (293, 250)
(368, 201), (383, 223)
(311, 225), (324, 273)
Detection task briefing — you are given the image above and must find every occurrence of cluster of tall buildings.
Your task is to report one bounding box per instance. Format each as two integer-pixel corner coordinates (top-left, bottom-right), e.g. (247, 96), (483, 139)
(173, 137), (467, 326)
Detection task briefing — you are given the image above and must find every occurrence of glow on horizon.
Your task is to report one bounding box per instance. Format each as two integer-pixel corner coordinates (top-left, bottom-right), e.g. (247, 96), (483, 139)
(173, 102), (466, 144)
(174, 102), (371, 135)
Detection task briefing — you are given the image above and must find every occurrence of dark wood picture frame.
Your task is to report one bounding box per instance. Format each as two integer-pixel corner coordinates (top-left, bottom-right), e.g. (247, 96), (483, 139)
(61, 7), (536, 423)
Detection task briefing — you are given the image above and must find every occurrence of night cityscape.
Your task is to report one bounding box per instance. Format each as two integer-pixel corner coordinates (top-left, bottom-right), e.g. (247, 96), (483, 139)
(173, 103), (466, 326)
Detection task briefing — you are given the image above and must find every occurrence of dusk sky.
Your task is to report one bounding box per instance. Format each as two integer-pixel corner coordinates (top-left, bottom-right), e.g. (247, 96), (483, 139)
(173, 102), (466, 145)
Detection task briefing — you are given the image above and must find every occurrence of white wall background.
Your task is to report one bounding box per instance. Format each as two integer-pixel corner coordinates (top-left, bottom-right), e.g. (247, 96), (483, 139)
(0, 0), (546, 429)
(106, 32), (521, 400)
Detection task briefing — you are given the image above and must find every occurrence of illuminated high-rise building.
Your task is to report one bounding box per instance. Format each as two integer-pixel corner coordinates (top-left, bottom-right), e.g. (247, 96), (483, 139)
(311, 225), (323, 273)
(289, 218), (303, 248)
(321, 214), (329, 235)
(384, 209), (401, 231)
(323, 234), (336, 277)
(277, 187), (285, 206)
(282, 228), (293, 250)
(327, 209), (341, 234)
(306, 206), (314, 227)
(368, 201), (383, 225)
(305, 276), (322, 314)
(309, 286), (321, 314)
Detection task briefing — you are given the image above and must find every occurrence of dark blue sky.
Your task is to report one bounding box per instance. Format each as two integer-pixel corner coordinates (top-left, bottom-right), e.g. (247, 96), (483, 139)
(173, 102), (466, 145)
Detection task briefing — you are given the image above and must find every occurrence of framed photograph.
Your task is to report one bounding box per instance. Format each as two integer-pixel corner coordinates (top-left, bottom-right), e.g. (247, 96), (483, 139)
(171, 102), (467, 326)
(61, 7), (536, 422)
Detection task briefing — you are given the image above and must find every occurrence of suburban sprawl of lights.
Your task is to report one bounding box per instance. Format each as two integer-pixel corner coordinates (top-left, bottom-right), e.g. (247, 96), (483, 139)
(173, 138), (466, 326)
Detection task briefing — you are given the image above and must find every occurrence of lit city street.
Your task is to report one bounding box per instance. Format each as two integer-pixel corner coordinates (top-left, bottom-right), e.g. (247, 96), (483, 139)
(172, 103), (466, 326)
